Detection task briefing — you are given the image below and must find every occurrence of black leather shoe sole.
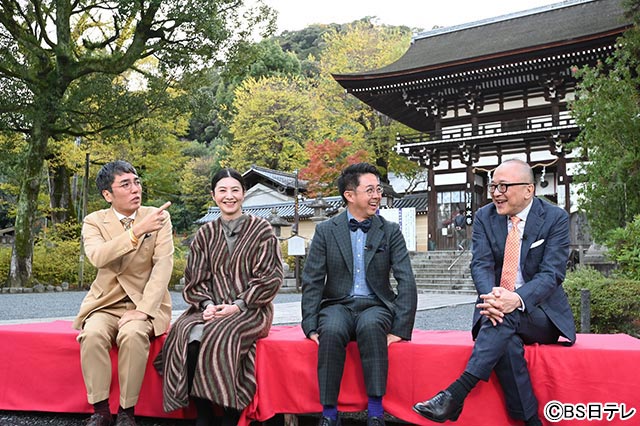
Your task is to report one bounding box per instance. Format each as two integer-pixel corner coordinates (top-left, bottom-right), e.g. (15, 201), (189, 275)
(412, 404), (462, 423)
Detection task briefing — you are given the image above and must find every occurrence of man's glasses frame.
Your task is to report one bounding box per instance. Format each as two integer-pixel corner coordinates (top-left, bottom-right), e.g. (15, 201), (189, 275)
(488, 182), (532, 194)
(114, 178), (142, 191)
(350, 186), (383, 197)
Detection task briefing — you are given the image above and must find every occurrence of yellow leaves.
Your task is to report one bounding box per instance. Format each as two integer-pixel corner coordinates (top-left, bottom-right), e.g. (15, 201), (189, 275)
(228, 75), (317, 171)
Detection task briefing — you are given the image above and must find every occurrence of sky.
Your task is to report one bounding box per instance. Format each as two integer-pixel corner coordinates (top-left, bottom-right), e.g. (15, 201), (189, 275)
(263, 0), (568, 34)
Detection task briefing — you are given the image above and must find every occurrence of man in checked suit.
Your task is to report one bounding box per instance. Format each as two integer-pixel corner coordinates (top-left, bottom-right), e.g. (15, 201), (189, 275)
(73, 160), (174, 426)
(301, 162), (417, 426)
(413, 159), (576, 426)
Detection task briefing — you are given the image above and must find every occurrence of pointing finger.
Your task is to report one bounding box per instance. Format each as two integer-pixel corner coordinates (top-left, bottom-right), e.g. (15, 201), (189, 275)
(158, 201), (172, 211)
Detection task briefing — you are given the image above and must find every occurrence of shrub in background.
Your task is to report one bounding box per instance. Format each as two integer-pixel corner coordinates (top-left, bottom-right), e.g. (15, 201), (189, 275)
(171, 241), (188, 287)
(0, 246), (11, 284)
(605, 214), (640, 280)
(33, 239), (97, 287)
(279, 240), (295, 272)
(564, 266), (640, 337)
(1, 232), (188, 289)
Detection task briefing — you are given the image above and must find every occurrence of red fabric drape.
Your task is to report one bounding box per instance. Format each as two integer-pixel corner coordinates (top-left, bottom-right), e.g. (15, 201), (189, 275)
(0, 321), (638, 426)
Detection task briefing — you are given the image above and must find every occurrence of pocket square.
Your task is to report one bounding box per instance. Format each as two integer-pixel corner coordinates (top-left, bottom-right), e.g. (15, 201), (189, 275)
(530, 239), (545, 248)
(368, 244), (387, 253)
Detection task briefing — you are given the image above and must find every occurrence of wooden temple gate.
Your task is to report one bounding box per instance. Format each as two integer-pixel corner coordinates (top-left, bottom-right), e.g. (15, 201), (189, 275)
(333, 0), (631, 250)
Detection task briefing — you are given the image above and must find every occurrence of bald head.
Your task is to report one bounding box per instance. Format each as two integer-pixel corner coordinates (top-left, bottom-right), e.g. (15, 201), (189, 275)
(496, 159), (534, 184)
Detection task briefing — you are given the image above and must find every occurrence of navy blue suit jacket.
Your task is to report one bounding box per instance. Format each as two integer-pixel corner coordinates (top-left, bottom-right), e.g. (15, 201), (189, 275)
(470, 197), (576, 344)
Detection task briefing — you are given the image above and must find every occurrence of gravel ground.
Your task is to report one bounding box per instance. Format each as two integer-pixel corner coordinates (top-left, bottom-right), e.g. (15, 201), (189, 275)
(0, 290), (475, 425)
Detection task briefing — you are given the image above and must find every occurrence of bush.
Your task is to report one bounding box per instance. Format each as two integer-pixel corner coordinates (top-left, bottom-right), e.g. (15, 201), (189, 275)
(33, 239), (96, 288)
(1, 235), (188, 289)
(605, 214), (640, 280)
(0, 246), (11, 284)
(171, 241), (188, 287)
(564, 266), (640, 337)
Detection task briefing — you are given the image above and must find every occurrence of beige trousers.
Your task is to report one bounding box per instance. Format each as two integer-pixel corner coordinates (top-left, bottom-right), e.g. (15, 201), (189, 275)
(77, 300), (153, 409)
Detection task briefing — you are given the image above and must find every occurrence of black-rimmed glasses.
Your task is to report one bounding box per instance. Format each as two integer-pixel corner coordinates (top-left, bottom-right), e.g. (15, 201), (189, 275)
(488, 182), (532, 194)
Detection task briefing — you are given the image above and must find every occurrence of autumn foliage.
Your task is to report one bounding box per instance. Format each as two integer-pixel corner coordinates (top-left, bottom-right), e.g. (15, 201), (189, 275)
(300, 138), (369, 197)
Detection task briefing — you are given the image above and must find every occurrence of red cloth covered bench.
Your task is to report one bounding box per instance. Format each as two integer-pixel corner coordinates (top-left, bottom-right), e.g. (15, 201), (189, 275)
(0, 321), (639, 425)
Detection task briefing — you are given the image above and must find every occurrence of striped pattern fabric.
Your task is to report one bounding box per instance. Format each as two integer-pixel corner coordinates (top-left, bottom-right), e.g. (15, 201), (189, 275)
(500, 216), (521, 291)
(120, 217), (133, 230)
(157, 215), (283, 412)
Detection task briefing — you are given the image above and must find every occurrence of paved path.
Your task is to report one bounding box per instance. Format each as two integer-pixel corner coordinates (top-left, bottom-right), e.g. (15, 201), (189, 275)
(0, 291), (476, 326)
(271, 292), (475, 325)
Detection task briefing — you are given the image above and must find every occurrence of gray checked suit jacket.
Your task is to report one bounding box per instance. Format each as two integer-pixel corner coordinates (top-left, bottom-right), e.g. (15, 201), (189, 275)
(301, 211), (417, 340)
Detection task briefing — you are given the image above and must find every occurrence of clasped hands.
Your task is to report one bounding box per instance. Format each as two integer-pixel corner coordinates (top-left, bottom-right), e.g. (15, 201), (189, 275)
(477, 287), (522, 326)
(203, 303), (240, 321)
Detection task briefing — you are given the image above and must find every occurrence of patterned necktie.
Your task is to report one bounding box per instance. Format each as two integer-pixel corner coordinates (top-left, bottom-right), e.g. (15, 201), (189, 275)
(121, 217), (134, 231)
(500, 216), (521, 292)
(349, 218), (372, 233)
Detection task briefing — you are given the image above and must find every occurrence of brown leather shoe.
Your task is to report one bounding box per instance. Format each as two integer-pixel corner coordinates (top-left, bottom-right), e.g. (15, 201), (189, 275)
(85, 413), (114, 426)
(114, 411), (136, 426)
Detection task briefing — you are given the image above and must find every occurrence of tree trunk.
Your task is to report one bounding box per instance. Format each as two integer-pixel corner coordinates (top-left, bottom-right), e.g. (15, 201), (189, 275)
(6, 122), (50, 288)
(48, 163), (76, 225)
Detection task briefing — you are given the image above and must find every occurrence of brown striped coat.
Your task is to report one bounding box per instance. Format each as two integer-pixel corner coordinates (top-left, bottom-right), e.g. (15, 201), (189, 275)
(158, 215), (283, 411)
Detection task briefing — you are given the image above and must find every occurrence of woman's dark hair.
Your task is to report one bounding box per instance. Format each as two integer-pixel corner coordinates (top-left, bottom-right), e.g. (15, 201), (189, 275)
(337, 163), (380, 204)
(96, 160), (137, 194)
(211, 168), (246, 192)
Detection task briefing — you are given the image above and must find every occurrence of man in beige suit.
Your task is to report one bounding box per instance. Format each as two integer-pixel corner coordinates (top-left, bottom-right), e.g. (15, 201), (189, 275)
(74, 160), (174, 426)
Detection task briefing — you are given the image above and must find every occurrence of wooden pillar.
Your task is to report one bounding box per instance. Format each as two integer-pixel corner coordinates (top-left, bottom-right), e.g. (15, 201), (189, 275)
(557, 155), (570, 213)
(427, 167), (437, 251)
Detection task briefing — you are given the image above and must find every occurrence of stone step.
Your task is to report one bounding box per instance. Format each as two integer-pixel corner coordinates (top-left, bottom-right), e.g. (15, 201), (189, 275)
(417, 288), (477, 295)
(403, 251), (475, 295)
(417, 282), (476, 291)
(416, 276), (473, 283)
(412, 267), (472, 274)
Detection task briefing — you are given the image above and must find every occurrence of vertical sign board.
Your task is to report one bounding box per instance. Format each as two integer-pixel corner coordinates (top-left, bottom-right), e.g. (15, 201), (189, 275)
(378, 208), (417, 252)
(287, 235), (306, 256)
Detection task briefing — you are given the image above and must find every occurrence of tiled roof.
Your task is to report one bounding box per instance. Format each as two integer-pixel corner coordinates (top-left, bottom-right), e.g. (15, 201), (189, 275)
(196, 193), (429, 223)
(334, 0), (628, 80)
(197, 196), (343, 223)
(243, 165), (308, 190)
(392, 193), (429, 213)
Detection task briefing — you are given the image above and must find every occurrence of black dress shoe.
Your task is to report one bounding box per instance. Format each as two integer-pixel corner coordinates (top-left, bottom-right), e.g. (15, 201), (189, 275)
(413, 390), (463, 423)
(367, 416), (385, 426)
(114, 412), (136, 426)
(85, 413), (114, 426)
(317, 416), (341, 426)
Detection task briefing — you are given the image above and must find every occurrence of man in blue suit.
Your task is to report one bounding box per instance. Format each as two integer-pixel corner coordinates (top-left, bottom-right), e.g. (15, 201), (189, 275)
(302, 163), (417, 426)
(413, 159), (576, 426)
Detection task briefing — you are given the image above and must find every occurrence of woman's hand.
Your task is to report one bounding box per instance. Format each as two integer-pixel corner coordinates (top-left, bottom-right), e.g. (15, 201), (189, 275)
(203, 303), (240, 321)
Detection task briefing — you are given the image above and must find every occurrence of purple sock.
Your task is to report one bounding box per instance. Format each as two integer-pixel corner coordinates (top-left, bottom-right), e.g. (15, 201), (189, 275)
(368, 396), (383, 418)
(322, 405), (338, 421)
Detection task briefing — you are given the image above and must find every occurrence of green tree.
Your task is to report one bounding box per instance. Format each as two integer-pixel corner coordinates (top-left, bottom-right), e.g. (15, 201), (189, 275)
(570, 13), (640, 242)
(315, 20), (420, 182)
(0, 0), (275, 287)
(175, 155), (218, 232)
(188, 39), (304, 151)
(227, 75), (318, 171)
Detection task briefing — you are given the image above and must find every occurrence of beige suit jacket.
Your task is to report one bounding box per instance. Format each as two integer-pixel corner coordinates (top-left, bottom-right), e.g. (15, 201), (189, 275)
(73, 206), (174, 336)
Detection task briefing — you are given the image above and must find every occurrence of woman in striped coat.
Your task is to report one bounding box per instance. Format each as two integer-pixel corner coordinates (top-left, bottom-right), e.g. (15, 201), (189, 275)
(156, 168), (283, 426)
